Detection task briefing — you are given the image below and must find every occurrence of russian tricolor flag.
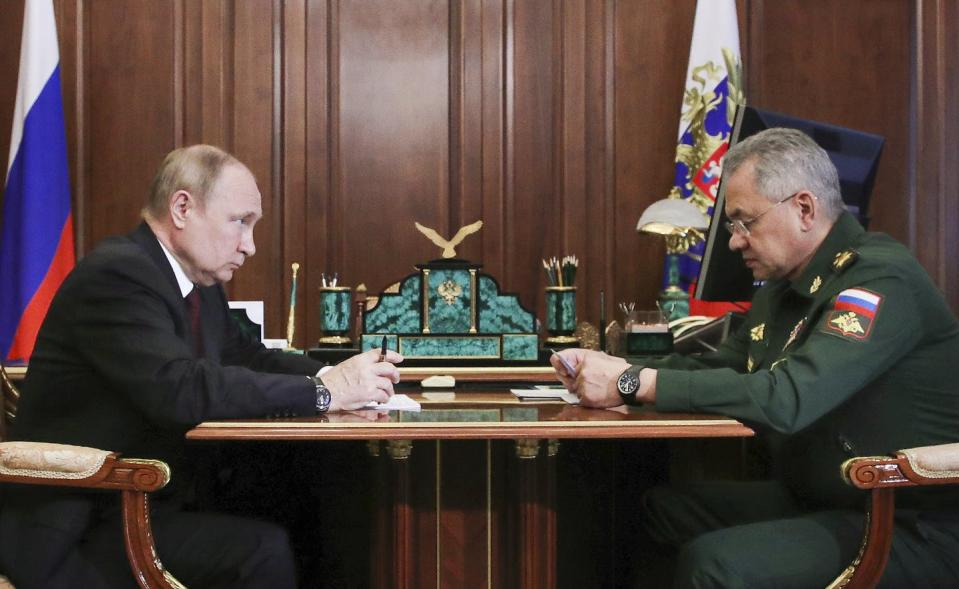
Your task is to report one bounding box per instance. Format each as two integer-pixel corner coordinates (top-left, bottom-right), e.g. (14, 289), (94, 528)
(834, 288), (881, 320)
(0, 0), (75, 364)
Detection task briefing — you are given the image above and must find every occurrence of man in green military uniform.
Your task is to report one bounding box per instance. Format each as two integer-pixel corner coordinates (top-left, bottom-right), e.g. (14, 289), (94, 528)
(553, 128), (959, 587)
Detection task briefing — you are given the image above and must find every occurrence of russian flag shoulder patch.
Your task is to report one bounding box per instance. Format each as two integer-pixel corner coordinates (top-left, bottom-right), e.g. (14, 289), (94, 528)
(821, 287), (883, 341)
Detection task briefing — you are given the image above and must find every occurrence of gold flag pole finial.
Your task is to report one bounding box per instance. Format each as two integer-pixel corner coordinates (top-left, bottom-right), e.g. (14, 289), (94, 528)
(286, 262), (300, 348)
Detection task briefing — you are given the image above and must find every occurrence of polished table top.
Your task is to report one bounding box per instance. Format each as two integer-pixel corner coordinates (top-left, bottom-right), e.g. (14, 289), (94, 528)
(187, 388), (754, 441)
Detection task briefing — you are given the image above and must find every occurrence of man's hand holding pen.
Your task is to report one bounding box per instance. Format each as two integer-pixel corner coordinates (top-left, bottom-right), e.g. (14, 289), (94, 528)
(321, 345), (404, 411)
(550, 348), (654, 408)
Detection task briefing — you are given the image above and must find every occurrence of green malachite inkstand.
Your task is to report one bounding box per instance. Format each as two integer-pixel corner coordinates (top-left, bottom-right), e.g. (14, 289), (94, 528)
(360, 221), (539, 363)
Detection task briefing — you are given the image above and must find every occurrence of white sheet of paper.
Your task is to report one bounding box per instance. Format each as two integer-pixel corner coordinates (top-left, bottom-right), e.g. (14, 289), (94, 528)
(365, 393), (421, 411)
(510, 388), (580, 405)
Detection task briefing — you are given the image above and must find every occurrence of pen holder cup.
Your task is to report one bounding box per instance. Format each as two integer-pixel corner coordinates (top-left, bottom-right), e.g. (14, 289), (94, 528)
(544, 286), (578, 346)
(318, 286), (352, 346)
(625, 310), (673, 356)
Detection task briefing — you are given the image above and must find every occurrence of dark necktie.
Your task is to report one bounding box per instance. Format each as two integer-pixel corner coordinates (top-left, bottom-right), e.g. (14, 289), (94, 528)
(185, 287), (204, 357)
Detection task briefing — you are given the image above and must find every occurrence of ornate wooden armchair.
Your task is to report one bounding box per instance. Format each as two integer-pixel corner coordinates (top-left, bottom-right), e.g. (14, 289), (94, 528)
(0, 364), (185, 589)
(827, 443), (959, 589)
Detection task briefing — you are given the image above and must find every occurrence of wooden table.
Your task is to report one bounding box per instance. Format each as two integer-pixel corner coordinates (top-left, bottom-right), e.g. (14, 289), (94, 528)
(188, 389), (753, 588)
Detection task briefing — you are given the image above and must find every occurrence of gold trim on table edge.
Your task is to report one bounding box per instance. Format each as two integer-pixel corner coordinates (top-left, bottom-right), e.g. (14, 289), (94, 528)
(0, 365), (556, 378)
(195, 419), (743, 429)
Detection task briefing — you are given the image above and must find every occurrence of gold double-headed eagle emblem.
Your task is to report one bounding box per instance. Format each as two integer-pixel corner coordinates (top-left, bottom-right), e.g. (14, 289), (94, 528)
(437, 280), (462, 305)
(829, 312), (865, 336)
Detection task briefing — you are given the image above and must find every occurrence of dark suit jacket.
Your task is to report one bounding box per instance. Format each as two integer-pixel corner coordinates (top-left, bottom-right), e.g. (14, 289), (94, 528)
(1, 222), (325, 577)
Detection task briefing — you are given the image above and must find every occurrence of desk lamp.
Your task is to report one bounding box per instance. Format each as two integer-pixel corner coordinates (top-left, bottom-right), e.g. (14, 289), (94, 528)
(636, 198), (709, 320)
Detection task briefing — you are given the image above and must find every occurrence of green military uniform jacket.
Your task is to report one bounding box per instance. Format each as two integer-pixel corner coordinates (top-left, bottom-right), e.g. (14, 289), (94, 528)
(650, 212), (959, 510)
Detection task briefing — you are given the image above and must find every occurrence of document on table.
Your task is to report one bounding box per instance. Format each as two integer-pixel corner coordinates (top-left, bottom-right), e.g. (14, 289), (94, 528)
(365, 393), (421, 411)
(510, 386), (579, 405)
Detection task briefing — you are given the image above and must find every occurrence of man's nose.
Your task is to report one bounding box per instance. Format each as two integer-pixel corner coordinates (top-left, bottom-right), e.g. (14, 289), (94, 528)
(728, 231), (746, 252)
(240, 230), (256, 257)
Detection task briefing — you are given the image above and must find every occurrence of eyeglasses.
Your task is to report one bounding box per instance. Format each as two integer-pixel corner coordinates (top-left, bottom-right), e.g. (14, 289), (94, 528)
(724, 192), (798, 237)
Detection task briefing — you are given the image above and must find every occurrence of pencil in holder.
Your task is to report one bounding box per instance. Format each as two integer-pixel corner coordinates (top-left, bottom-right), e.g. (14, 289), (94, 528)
(318, 286), (352, 346)
(544, 286), (578, 346)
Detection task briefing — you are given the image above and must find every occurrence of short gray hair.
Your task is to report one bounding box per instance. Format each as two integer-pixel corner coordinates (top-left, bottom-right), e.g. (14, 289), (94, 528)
(143, 145), (242, 219)
(723, 127), (844, 220)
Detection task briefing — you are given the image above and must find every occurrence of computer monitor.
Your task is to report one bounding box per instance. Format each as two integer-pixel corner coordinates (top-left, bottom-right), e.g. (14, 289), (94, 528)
(694, 105), (885, 302)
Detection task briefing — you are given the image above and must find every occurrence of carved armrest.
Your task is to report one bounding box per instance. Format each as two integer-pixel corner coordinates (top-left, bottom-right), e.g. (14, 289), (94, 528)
(0, 441), (168, 492)
(841, 442), (959, 490)
(0, 442), (182, 589)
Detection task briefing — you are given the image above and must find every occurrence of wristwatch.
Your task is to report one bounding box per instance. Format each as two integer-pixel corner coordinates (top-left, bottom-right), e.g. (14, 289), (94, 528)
(616, 364), (645, 405)
(309, 375), (332, 414)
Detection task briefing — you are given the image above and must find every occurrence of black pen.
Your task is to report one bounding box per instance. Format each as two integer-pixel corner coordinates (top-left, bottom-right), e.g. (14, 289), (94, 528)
(379, 335), (388, 363)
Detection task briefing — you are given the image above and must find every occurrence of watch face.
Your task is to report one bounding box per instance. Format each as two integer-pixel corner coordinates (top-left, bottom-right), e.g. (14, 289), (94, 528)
(315, 384), (332, 413)
(617, 371), (640, 396)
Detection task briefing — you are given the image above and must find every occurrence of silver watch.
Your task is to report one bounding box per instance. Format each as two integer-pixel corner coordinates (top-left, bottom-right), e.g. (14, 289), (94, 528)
(310, 375), (332, 413)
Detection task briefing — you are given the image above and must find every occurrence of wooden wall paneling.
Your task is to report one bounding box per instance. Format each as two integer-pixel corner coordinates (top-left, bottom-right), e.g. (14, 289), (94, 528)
(450, 0), (493, 271)
(613, 0), (697, 312)
(944, 0), (959, 313)
(280, 0), (309, 346)
(228, 1), (280, 323)
(335, 0), (451, 302)
(913, 0), (959, 313)
(509, 0), (557, 315)
(85, 0), (178, 250)
(172, 0), (184, 148)
(305, 0), (331, 346)
(582, 0), (614, 329)
(559, 0), (588, 322)
(183, 0), (232, 149)
(746, 0), (911, 246)
(2, 0), (957, 330)
(478, 0), (506, 290)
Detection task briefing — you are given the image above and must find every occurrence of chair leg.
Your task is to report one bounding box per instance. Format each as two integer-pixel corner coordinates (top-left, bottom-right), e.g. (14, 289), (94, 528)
(826, 488), (895, 589)
(121, 490), (187, 589)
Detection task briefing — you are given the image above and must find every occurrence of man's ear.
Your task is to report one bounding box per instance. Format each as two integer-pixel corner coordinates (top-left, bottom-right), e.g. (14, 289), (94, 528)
(796, 191), (818, 232)
(169, 190), (194, 229)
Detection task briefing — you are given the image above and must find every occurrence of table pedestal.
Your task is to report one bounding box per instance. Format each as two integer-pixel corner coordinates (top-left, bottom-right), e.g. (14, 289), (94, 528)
(370, 439), (557, 589)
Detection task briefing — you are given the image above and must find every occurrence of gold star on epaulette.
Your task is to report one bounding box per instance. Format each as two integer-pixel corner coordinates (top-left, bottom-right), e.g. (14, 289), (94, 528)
(810, 276), (822, 294)
(832, 250), (858, 273)
(750, 323), (765, 341)
(747, 356), (755, 372)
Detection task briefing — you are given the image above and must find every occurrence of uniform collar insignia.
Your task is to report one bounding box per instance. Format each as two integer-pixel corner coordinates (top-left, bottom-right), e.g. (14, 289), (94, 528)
(832, 250), (858, 273)
(747, 356), (755, 372)
(810, 276), (822, 294)
(750, 323), (765, 341)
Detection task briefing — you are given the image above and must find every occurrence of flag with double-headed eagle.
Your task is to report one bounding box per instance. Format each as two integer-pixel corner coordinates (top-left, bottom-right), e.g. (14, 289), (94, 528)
(666, 0), (743, 316)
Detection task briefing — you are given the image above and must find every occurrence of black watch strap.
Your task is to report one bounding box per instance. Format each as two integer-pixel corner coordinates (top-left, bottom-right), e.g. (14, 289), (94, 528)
(309, 375), (332, 414)
(616, 364), (645, 404)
